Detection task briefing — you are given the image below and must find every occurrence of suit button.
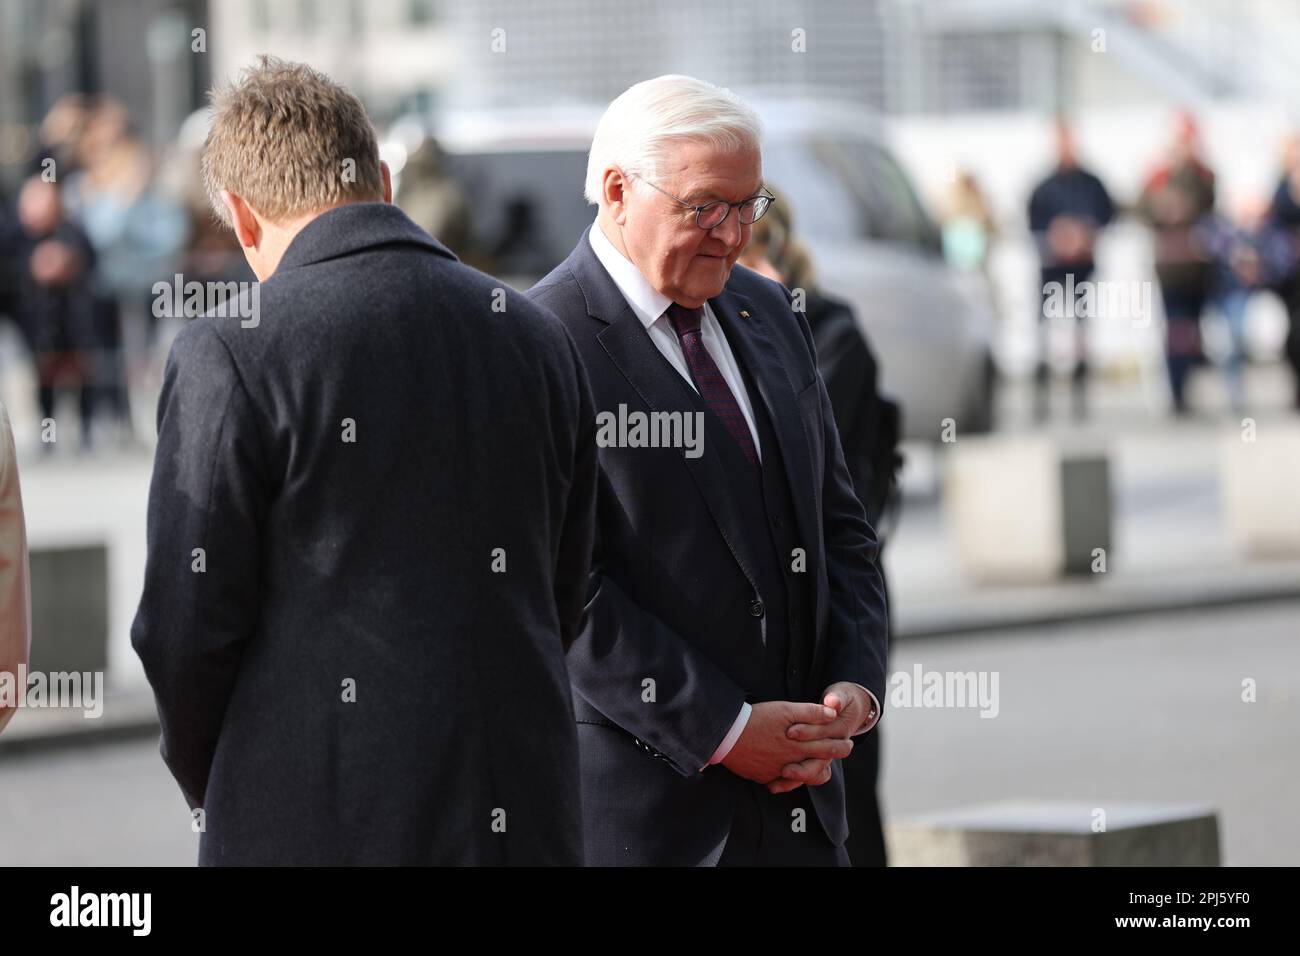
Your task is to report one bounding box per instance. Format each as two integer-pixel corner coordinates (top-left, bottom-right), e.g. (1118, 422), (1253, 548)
(748, 599), (765, 618)
(771, 514), (784, 529)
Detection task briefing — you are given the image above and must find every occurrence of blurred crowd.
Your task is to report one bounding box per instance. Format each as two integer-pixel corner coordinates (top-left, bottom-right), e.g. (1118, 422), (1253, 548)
(0, 94), (248, 451)
(7, 95), (1300, 454)
(941, 111), (1300, 421)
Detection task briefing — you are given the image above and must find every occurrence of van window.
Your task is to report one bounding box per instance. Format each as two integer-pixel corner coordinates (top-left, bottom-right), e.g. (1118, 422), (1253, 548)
(761, 142), (865, 243)
(441, 148), (591, 281)
(819, 138), (933, 245)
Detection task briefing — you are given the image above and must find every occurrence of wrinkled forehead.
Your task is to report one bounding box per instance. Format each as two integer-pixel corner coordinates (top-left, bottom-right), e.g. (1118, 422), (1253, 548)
(659, 141), (764, 203)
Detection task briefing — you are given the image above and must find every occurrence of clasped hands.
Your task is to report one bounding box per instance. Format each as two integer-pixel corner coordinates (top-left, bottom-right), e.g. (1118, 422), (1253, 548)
(720, 682), (873, 794)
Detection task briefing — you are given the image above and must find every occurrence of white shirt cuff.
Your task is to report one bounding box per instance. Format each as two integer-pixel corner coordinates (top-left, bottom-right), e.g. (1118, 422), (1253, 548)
(702, 686), (879, 773)
(703, 701), (752, 770)
(850, 684), (881, 736)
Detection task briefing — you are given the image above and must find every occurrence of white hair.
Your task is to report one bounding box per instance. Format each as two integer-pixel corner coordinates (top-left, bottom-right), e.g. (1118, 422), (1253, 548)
(584, 74), (763, 206)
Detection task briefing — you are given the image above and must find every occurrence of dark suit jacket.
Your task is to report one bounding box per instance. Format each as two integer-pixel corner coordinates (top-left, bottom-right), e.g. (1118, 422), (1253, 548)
(527, 229), (888, 865)
(131, 203), (597, 865)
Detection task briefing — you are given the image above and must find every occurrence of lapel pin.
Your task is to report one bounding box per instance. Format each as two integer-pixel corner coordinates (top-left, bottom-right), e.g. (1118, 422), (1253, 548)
(739, 310), (750, 318)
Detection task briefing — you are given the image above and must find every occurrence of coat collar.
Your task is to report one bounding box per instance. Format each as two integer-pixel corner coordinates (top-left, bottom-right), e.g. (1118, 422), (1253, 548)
(586, 219), (672, 331)
(276, 202), (457, 273)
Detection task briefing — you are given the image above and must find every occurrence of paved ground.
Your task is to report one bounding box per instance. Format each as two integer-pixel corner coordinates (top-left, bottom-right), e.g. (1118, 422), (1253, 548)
(1, 597), (1295, 865)
(879, 597), (1300, 867)
(0, 735), (199, 865)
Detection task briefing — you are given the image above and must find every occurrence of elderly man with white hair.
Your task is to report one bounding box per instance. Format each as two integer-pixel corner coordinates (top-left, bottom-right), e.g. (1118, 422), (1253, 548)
(529, 75), (888, 866)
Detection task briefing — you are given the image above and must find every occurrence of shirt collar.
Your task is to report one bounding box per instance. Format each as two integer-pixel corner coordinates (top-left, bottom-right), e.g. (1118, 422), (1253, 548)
(587, 219), (674, 330)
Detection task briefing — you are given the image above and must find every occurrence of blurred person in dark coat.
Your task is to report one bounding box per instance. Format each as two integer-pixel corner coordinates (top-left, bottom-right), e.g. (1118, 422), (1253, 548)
(1199, 197), (1296, 414)
(740, 189), (902, 867)
(12, 176), (100, 449)
(0, 186), (18, 325)
(64, 96), (189, 440)
(130, 57), (597, 865)
(1267, 133), (1300, 409)
(394, 136), (473, 255)
(1138, 112), (1217, 416)
(1027, 119), (1115, 422)
(529, 75), (888, 866)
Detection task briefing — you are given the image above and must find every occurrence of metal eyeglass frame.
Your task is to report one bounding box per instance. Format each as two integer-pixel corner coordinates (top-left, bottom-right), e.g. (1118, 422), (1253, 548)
(635, 176), (776, 230)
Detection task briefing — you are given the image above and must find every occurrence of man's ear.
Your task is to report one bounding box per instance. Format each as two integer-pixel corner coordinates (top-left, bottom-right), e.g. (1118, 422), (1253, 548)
(603, 167), (629, 224)
(380, 160), (393, 204)
(221, 190), (261, 250)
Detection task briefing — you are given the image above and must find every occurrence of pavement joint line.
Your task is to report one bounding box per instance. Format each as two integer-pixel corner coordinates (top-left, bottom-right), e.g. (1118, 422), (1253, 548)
(896, 580), (1300, 639)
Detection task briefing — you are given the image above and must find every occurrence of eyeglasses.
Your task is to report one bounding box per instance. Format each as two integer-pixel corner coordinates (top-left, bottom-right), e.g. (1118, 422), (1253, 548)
(635, 176), (775, 230)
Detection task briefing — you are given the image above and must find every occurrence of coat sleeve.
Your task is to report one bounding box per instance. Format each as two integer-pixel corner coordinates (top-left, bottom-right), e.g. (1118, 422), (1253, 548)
(572, 529), (749, 777)
(0, 402), (31, 736)
(553, 333), (599, 654)
(130, 321), (270, 810)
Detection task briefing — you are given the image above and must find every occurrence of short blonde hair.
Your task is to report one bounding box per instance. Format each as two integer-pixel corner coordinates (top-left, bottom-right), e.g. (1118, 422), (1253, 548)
(202, 56), (384, 226)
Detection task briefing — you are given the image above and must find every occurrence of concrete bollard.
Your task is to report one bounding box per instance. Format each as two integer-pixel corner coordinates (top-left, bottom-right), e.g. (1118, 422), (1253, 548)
(1222, 421), (1300, 558)
(943, 436), (1111, 583)
(888, 801), (1220, 866)
(28, 545), (109, 676)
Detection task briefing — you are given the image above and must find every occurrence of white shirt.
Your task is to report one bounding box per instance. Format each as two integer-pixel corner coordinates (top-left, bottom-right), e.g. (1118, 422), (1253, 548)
(587, 220), (762, 460)
(587, 222), (880, 771)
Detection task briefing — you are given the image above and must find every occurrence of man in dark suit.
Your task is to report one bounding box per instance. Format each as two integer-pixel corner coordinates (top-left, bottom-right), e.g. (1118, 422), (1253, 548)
(131, 57), (596, 865)
(1028, 119), (1115, 421)
(528, 75), (889, 866)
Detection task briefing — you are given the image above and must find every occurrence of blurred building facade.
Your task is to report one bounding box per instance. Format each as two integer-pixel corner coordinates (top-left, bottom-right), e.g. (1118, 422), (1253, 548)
(422, 0), (1300, 115)
(207, 0), (456, 120)
(6, 0), (1297, 188)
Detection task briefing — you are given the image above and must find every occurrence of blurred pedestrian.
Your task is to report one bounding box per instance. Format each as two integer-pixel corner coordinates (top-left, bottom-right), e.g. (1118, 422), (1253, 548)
(740, 187), (904, 547)
(0, 401), (31, 736)
(1199, 197), (1295, 414)
(63, 96), (189, 441)
(12, 176), (100, 449)
(741, 187), (903, 868)
(34, 94), (91, 181)
(943, 169), (998, 275)
(148, 108), (256, 404)
(0, 185), (19, 326)
(1267, 133), (1300, 409)
(1138, 112), (1217, 416)
(394, 136), (472, 253)
(1027, 119), (1115, 422)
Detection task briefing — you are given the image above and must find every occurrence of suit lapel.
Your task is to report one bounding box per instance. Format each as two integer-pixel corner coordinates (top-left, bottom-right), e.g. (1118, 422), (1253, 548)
(709, 289), (821, 568)
(567, 234), (762, 589)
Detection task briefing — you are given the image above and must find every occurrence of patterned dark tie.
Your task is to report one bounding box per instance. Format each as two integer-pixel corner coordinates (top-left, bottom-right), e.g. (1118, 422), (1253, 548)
(665, 303), (759, 468)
